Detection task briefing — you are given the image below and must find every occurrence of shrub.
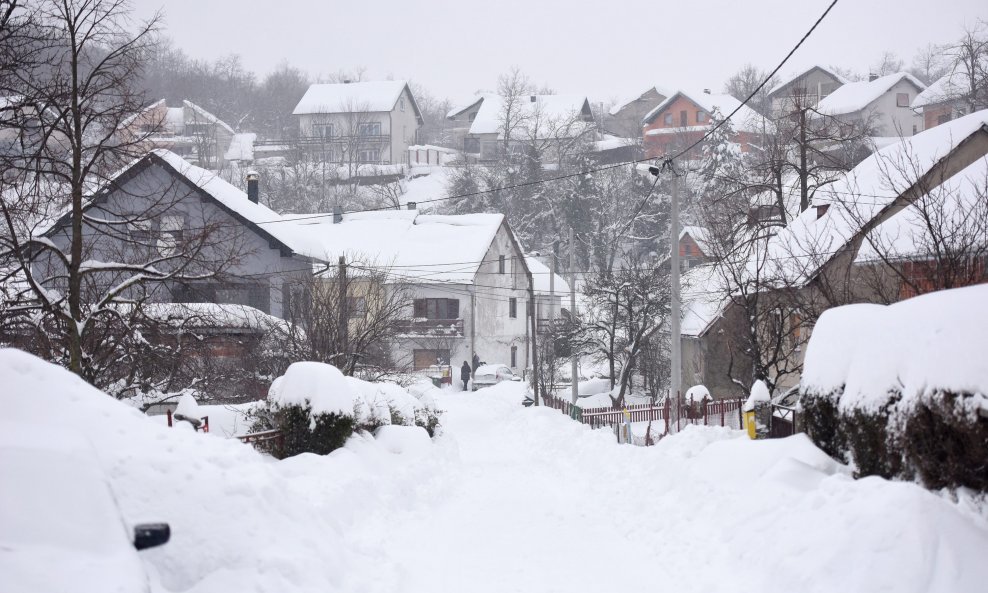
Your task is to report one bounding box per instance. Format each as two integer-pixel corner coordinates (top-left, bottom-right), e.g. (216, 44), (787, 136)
(901, 393), (988, 491)
(271, 402), (355, 459)
(414, 407), (442, 437)
(840, 405), (902, 479)
(801, 390), (847, 463)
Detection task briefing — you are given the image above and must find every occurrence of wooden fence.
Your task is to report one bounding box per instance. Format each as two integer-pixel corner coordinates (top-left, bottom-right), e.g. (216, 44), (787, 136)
(236, 429), (284, 457)
(542, 392), (744, 442)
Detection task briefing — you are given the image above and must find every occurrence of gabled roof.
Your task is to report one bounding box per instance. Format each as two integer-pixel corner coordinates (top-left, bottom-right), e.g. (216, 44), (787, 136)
(446, 95), (487, 119)
(524, 256), (571, 294)
(292, 80), (421, 122)
(681, 263), (729, 337)
(768, 65), (849, 98)
(814, 72), (926, 116)
(464, 94), (593, 138)
(758, 109), (988, 287)
(680, 226), (712, 255)
(609, 85), (672, 116)
(911, 70), (970, 110)
(642, 90), (771, 133)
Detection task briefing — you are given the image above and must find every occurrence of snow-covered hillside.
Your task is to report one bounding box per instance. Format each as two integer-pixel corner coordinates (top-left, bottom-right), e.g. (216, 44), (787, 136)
(2, 348), (987, 593)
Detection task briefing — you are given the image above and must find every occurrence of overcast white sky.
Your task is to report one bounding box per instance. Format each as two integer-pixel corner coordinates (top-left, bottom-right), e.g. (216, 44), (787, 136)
(131, 0), (987, 105)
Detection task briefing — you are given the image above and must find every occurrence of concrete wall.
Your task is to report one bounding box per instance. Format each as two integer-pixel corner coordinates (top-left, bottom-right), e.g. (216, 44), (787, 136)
(606, 88), (666, 139)
(863, 79), (925, 136)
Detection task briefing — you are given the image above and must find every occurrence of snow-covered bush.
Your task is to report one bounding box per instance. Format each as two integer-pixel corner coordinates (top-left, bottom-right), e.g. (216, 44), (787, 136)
(800, 286), (988, 489)
(266, 362), (357, 458)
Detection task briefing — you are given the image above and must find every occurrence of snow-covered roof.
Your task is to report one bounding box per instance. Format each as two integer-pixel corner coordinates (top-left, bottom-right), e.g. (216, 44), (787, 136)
(182, 100), (234, 134)
(681, 264), (728, 337)
(768, 65), (849, 97)
(911, 70), (969, 110)
(141, 302), (287, 331)
(446, 95), (486, 119)
(758, 109), (988, 286)
(856, 154), (988, 262)
(814, 73), (925, 116)
(608, 85), (672, 116)
(224, 132), (256, 162)
(292, 80), (410, 115)
(466, 94), (593, 138)
(524, 256), (571, 294)
(642, 90), (771, 133)
(284, 210), (512, 284)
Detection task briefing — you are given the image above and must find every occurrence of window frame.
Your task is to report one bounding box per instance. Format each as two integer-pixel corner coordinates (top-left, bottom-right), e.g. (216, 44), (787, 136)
(508, 297), (517, 318)
(498, 255), (506, 274)
(896, 93), (909, 107)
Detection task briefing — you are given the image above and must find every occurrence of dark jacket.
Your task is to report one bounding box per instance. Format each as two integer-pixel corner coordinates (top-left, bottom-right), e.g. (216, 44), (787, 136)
(460, 363), (472, 381)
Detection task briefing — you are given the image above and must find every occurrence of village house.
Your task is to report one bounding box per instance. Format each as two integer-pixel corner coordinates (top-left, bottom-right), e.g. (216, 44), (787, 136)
(290, 80), (423, 166)
(911, 70), (976, 131)
(524, 255), (573, 329)
(680, 110), (988, 398)
(605, 85), (670, 138)
(117, 99), (248, 170)
(641, 90), (771, 160)
(679, 226), (712, 270)
(446, 94), (596, 163)
(767, 65), (848, 117)
(814, 72), (926, 138)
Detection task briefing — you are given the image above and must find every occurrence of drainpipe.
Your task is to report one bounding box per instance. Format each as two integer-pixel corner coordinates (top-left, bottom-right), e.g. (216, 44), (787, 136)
(469, 285), (476, 379)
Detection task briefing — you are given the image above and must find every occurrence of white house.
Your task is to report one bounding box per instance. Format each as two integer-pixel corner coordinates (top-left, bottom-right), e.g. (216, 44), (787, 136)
(292, 80), (423, 165)
(814, 72), (926, 138)
(767, 65), (848, 117)
(119, 99), (239, 169)
(446, 93), (596, 162)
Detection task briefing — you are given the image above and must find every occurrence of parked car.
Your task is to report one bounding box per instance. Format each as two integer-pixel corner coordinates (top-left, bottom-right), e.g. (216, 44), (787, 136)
(472, 363), (521, 390)
(0, 425), (170, 593)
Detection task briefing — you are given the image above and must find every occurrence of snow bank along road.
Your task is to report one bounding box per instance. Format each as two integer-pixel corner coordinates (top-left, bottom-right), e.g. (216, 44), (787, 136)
(3, 349), (987, 593)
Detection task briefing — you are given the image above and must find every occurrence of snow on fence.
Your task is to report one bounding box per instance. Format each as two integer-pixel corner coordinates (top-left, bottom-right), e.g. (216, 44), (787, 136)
(236, 429), (284, 456)
(542, 393), (744, 442)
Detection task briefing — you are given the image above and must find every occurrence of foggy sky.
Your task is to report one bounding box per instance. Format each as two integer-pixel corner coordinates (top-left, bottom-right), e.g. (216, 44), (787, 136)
(130, 0), (988, 105)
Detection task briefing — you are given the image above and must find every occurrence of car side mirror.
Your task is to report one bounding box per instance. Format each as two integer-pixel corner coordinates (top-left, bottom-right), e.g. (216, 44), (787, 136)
(134, 523), (170, 550)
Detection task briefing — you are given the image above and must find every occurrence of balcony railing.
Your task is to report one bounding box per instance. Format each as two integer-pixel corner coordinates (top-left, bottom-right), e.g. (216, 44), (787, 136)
(395, 318), (464, 337)
(254, 134), (391, 147)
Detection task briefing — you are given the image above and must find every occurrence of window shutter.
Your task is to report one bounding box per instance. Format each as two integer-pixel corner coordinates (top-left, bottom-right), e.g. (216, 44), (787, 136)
(414, 299), (426, 317)
(448, 299), (460, 319)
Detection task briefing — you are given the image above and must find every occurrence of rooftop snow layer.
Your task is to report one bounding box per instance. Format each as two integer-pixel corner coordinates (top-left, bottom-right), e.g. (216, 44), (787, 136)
(911, 70), (969, 109)
(466, 94), (592, 137)
(758, 109), (988, 287)
(681, 263), (729, 337)
(292, 80), (408, 115)
(608, 85), (672, 116)
(642, 90), (771, 133)
(815, 72), (925, 116)
(525, 256), (572, 294)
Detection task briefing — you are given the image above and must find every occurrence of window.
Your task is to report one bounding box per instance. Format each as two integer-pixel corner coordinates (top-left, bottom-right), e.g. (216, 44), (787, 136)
(463, 137), (480, 153)
(912, 124), (918, 135)
(158, 215), (185, 257)
(129, 220), (153, 245)
(498, 255), (506, 274)
(175, 283), (270, 314)
(509, 297), (517, 318)
(679, 110), (688, 127)
(413, 349), (450, 371)
(663, 113), (673, 126)
(896, 93), (909, 107)
(399, 97), (406, 112)
(314, 123), (334, 138)
(357, 122), (382, 136)
(413, 298), (460, 320)
(696, 111), (706, 123)
(347, 296), (367, 319)
(357, 148), (379, 163)
(510, 345), (517, 368)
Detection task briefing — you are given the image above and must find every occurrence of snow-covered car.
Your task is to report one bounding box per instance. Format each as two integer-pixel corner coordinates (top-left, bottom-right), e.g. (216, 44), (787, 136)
(472, 364), (520, 390)
(0, 426), (170, 593)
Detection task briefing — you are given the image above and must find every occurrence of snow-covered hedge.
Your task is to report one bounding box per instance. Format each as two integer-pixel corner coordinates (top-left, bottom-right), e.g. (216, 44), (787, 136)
(800, 285), (988, 489)
(261, 362), (443, 457)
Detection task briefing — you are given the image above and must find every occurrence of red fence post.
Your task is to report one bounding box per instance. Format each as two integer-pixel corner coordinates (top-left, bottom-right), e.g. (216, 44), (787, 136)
(721, 401), (725, 427)
(166, 408), (172, 427)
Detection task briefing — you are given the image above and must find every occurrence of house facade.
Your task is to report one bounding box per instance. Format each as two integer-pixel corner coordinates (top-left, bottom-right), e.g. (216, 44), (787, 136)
(911, 71), (975, 131)
(119, 100), (237, 170)
(814, 72), (926, 137)
(767, 65), (847, 117)
(642, 90), (770, 160)
(606, 85), (670, 138)
(292, 80), (422, 165)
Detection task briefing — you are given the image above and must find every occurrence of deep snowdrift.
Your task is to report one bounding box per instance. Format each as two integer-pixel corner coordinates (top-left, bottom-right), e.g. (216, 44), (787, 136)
(2, 349), (987, 593)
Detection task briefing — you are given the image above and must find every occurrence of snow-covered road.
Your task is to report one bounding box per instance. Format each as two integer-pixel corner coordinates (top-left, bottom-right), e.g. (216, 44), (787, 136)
(4, 350), (988, 593)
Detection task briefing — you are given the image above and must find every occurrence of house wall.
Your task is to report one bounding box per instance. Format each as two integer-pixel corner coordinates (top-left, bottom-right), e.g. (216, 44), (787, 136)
(862, 79), (925, 136)
(389, 86), (421, 164)
(770, 69), (844, 117)
(607, 88), (666, 139)
(38, 162), (309, 319)
(643, 95), (762, 159)
(447, 100), (484, 154)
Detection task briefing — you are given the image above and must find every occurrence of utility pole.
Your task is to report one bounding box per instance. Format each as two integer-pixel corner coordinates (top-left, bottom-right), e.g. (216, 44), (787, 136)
(529, 283), (540, 406)
(569, 227), (578, 406)
(549, 244), (556, 322)
(669, 172), (682, 429)
(338, 256), (349, 371)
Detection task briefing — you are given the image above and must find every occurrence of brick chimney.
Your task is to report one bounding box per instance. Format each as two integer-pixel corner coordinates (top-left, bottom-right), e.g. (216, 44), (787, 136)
(333, 205), (343, 224)
(869, 73), (879, 82)
(246, 171), (259, 204)
(406, 202), (417, 210)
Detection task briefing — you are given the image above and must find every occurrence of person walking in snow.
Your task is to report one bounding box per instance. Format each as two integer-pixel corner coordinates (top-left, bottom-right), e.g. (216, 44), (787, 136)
(461, 361), (472, 391)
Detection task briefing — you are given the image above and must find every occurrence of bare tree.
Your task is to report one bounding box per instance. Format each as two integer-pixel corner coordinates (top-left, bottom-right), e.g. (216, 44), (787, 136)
(871, 51), (904, 77)
(724, 63), (777, 115)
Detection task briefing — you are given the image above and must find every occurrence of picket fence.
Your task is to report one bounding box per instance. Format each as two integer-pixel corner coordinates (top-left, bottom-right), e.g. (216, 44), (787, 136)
(541, 392), (745, 444)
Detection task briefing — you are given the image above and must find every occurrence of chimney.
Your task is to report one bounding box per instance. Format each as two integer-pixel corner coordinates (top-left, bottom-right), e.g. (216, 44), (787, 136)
(333, 205), (343, 224)
(246, 170), (259, 204)
(343, 79), (352, 84)
(703, 88), (711, 94)
(530, 95), (537, 102)
(868, 73), (878, 82)
(816, 204), (830, 219)
(406, 201), (417, 210)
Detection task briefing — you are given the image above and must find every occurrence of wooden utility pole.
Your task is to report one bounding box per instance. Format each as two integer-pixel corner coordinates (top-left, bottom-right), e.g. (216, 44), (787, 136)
(669, 173), (682, 429)
(529, 284), (539, 406)
(569, 227), (578, 406)
(338, 256), (349, 368)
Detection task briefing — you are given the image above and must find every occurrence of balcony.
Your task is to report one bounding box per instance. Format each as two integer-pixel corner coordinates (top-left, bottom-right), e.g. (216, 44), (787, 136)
(395, 318), (464, 337)
(255, 134), (391, 148)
